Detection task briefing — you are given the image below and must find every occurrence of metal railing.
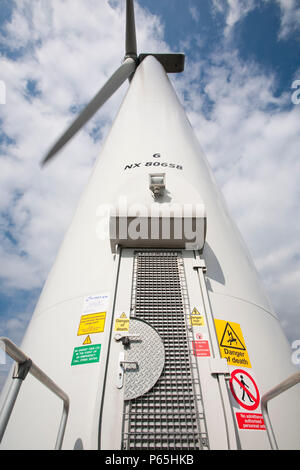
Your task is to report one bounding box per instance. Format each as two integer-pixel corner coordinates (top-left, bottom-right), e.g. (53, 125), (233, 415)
(261, 371), (300, 450)
(0, 337), (69, 450)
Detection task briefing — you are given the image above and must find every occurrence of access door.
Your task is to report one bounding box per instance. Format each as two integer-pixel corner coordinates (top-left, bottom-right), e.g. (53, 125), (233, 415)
(99, 248), (231, 450)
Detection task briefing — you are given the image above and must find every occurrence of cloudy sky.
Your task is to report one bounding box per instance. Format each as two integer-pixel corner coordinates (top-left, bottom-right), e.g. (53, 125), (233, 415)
(0, 0), (300, 388)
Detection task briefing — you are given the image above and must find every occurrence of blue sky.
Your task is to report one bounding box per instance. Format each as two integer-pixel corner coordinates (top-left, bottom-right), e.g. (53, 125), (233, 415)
(0, 0), (300, 390)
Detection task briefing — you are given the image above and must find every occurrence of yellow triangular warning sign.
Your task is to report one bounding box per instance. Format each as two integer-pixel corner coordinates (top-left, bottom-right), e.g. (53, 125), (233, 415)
(220, 323), (245, 350)
(120, 312), (127, 318)
(190, 307), (205, 326)
(214, 319), (252, 368)
(83, 335), (92, 345)
(191, 307), (201, 316)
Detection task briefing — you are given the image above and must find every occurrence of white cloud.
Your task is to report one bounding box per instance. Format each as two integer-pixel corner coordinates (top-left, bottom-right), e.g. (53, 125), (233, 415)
(272, 0), (300, 40)
(212, 0), (256, 36)
(212, 0), (300, 40)
(189, 6), (200, 22)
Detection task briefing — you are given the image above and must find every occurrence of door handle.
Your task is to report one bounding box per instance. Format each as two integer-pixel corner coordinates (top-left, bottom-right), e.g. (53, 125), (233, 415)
(117, 352), (138, 389)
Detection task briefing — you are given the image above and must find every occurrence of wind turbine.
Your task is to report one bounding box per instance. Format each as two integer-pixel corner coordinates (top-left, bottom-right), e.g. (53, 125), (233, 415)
(41, 0), (184, 166)
(0, 0), (299, 451)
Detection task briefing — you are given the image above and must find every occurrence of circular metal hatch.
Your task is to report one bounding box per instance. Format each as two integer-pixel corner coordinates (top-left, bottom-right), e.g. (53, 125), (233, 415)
(123, 317), (165, 401)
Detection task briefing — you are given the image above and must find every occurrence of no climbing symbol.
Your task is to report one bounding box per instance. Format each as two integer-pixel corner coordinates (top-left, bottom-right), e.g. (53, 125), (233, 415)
(229, 369), (260, 411)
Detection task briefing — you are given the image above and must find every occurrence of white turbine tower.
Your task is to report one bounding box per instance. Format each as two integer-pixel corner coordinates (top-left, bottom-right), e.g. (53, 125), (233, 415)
(0, 0), (299, 451)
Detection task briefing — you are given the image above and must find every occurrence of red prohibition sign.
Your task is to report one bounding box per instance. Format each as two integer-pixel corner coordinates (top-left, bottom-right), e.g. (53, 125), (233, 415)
(229, 369), (260, 411)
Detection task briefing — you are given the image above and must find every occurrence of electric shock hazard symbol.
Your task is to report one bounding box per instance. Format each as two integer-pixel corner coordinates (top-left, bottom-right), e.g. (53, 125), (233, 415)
(214, 319), (252, 368)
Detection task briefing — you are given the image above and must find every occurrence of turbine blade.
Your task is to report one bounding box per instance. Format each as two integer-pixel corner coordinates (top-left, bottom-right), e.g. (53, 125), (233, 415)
(42, 58), (136, 166)
(126, 0), (137, 57)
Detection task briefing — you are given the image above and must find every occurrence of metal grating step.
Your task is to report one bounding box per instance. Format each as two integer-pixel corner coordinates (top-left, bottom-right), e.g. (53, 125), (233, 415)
(121, 250), (208, 450)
